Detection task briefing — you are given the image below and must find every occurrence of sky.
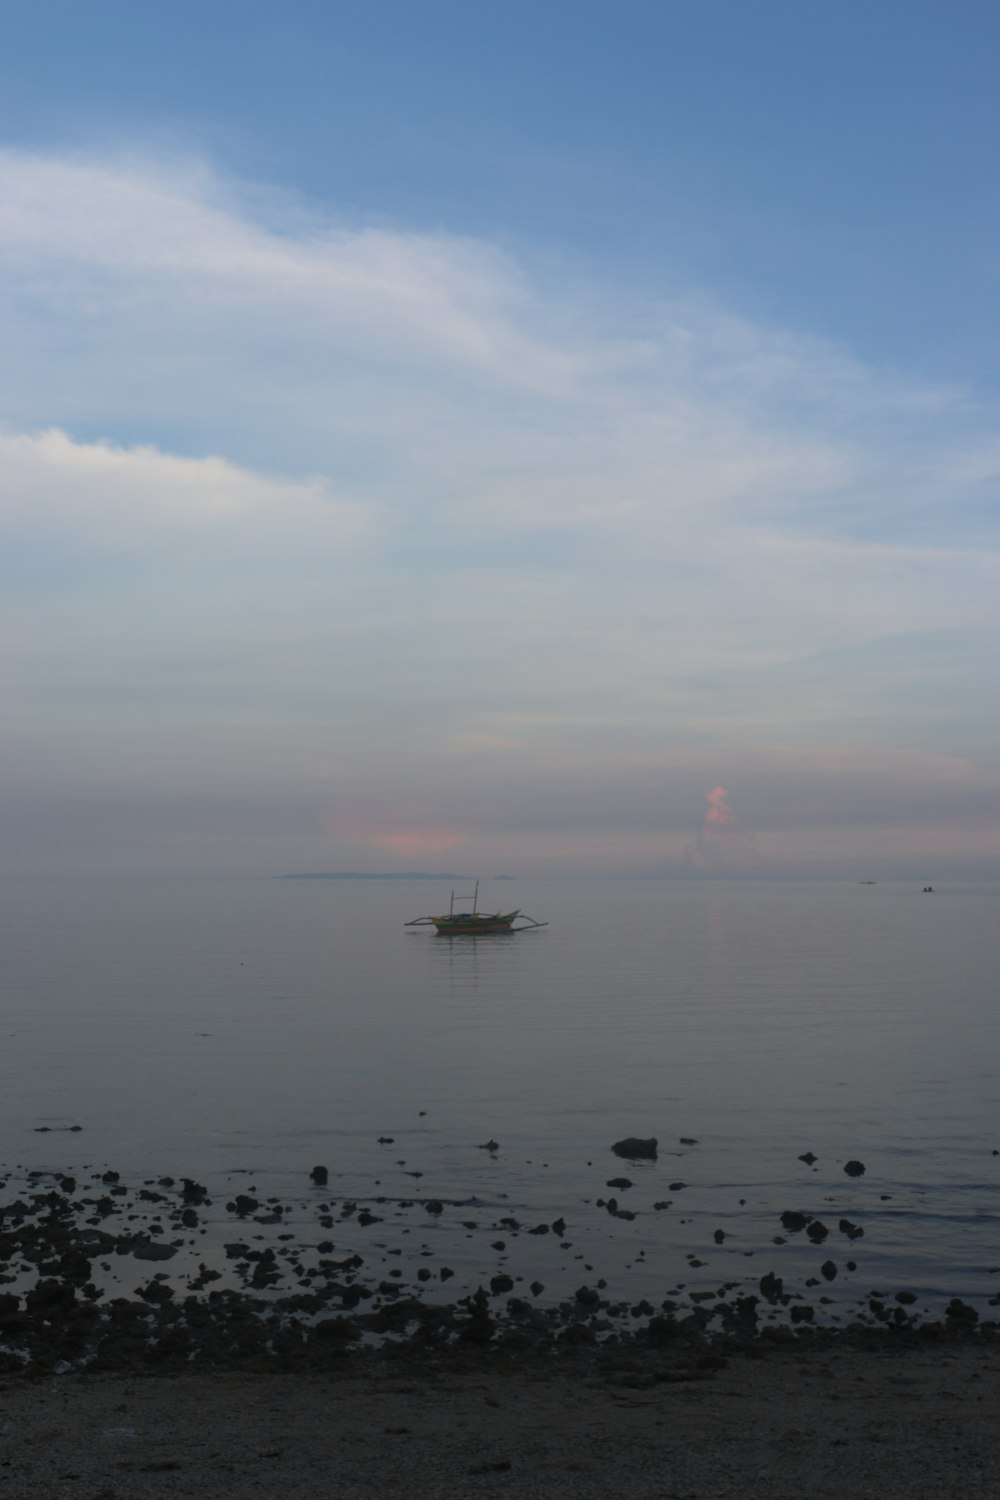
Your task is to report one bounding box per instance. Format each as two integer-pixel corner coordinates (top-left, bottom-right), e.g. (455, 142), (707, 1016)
(2, 0), (999, 879)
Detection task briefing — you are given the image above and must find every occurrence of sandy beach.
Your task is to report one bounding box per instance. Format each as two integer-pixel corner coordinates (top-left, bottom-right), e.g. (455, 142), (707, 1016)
(3, 1338), (999, 1499)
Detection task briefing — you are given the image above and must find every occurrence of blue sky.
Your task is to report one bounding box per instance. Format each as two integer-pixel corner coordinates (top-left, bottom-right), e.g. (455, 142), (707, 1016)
(2, 1), (998, 876)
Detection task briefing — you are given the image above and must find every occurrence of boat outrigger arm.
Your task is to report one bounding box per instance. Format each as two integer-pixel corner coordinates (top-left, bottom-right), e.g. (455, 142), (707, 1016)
(405, 880), (548, 934)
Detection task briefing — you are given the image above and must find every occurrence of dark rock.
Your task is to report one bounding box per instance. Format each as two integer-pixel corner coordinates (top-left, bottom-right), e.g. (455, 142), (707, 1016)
(425, 1200), (444, 1215)
(606, 1199), (636, 1220)
(895, 1290), (917, 1304)
(551, 1217), (566, 1236)
(530, 1281), (544, 1296)
(310, 1166), (328, 1186)
(606, 1178), (632, 1190)
(759, 1272), (784, 1302)
(780, 1211), (811, 1232)
(839, 1218), (864, 1239)
(559, 1321), (596, 1345)
(121, 1236), (177, 1261)
(790, 1304), (814, 1324)
(668, 1182), (687, 1192)
(459, 1287), (494, 1343)
(490, 1275), (514, 1295)
(611, 1137), (658, 1160)
(821, 1260), (837, 1281)
(26, 1279), (75, 1314)
(679, 1137), (698, 1145)
(315, 1316), (360, 1341)
(798, 1152), (818, 1165)
(644, 1314), (680, 1346)
(843, 1160), (866, 1177)
(478, 1139), (499, 1151)
(720, 1294), (759, 1330)
(528, 1223), (550, 1235)
(575, 1285), (601, 1308)
(806, 1220), (829, 1244)
(137, 1279), (174, 1304)
(0, 1293), (25, 1330)
(713, 1229), (726, 1244)
(946, 1298), (978, 1324)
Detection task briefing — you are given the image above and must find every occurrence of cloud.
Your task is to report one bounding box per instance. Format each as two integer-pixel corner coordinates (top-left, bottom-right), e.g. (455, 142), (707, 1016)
(0, 147), (581, 399)
(682, 785), (761, 874)
(0, 426), (373, 550)
(1, 145), (998, 875)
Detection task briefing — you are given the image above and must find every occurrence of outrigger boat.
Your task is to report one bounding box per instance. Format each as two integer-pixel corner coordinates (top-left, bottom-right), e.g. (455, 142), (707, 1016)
(405, 881), (547, 935)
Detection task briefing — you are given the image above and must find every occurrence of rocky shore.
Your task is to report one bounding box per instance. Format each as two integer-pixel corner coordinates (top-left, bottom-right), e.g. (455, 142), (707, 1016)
(5, 1157), (1000, 1496)
(3, 1146), (998, 1376)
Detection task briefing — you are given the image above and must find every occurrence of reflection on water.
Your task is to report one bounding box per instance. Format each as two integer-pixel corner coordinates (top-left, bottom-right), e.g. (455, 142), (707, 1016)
(2, 875), (1000, 1315)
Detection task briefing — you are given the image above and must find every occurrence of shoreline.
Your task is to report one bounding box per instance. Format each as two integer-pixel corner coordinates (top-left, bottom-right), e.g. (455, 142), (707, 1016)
(3, 1163), (999, 1378)
(6, 1164), (1000, 1495)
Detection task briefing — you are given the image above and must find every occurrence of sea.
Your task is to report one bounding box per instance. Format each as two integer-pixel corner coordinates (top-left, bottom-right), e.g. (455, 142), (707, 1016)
(3, 875), (999, 1326)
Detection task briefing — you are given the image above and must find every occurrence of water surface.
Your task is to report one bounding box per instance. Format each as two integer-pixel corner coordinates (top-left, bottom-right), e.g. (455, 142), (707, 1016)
(3, 876), (998, 1320)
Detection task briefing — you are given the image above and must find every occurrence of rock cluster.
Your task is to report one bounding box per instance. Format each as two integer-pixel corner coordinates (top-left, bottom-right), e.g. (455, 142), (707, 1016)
(2, 1135), (994, 1377)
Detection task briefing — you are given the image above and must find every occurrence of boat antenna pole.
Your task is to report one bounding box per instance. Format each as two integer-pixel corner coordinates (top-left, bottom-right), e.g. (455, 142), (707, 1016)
(473, 879), (479, 915)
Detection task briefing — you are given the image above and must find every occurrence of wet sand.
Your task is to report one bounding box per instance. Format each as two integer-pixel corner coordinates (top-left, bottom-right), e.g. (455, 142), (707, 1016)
(3, 1339), (1000, 1499)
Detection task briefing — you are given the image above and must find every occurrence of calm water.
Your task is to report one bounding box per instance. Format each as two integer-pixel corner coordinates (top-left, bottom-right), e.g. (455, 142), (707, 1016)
(3, 876), (999, 1320)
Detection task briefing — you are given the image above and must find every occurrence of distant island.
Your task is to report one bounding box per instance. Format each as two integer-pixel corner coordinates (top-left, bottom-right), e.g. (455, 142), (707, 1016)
(279, 871), (473, 880)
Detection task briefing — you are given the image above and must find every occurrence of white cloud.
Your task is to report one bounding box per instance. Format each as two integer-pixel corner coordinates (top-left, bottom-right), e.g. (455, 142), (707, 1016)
(0, 426), (373, 549)
(0, 147), (582, 396)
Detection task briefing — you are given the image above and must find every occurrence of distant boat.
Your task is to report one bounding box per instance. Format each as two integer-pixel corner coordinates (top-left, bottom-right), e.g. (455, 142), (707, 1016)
(859, 880), (877, 885)
(405, 881), (547, 935)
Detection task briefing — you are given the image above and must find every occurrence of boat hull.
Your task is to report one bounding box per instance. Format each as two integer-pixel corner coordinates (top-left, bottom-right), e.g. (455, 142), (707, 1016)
(429, 910), (520, 934)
